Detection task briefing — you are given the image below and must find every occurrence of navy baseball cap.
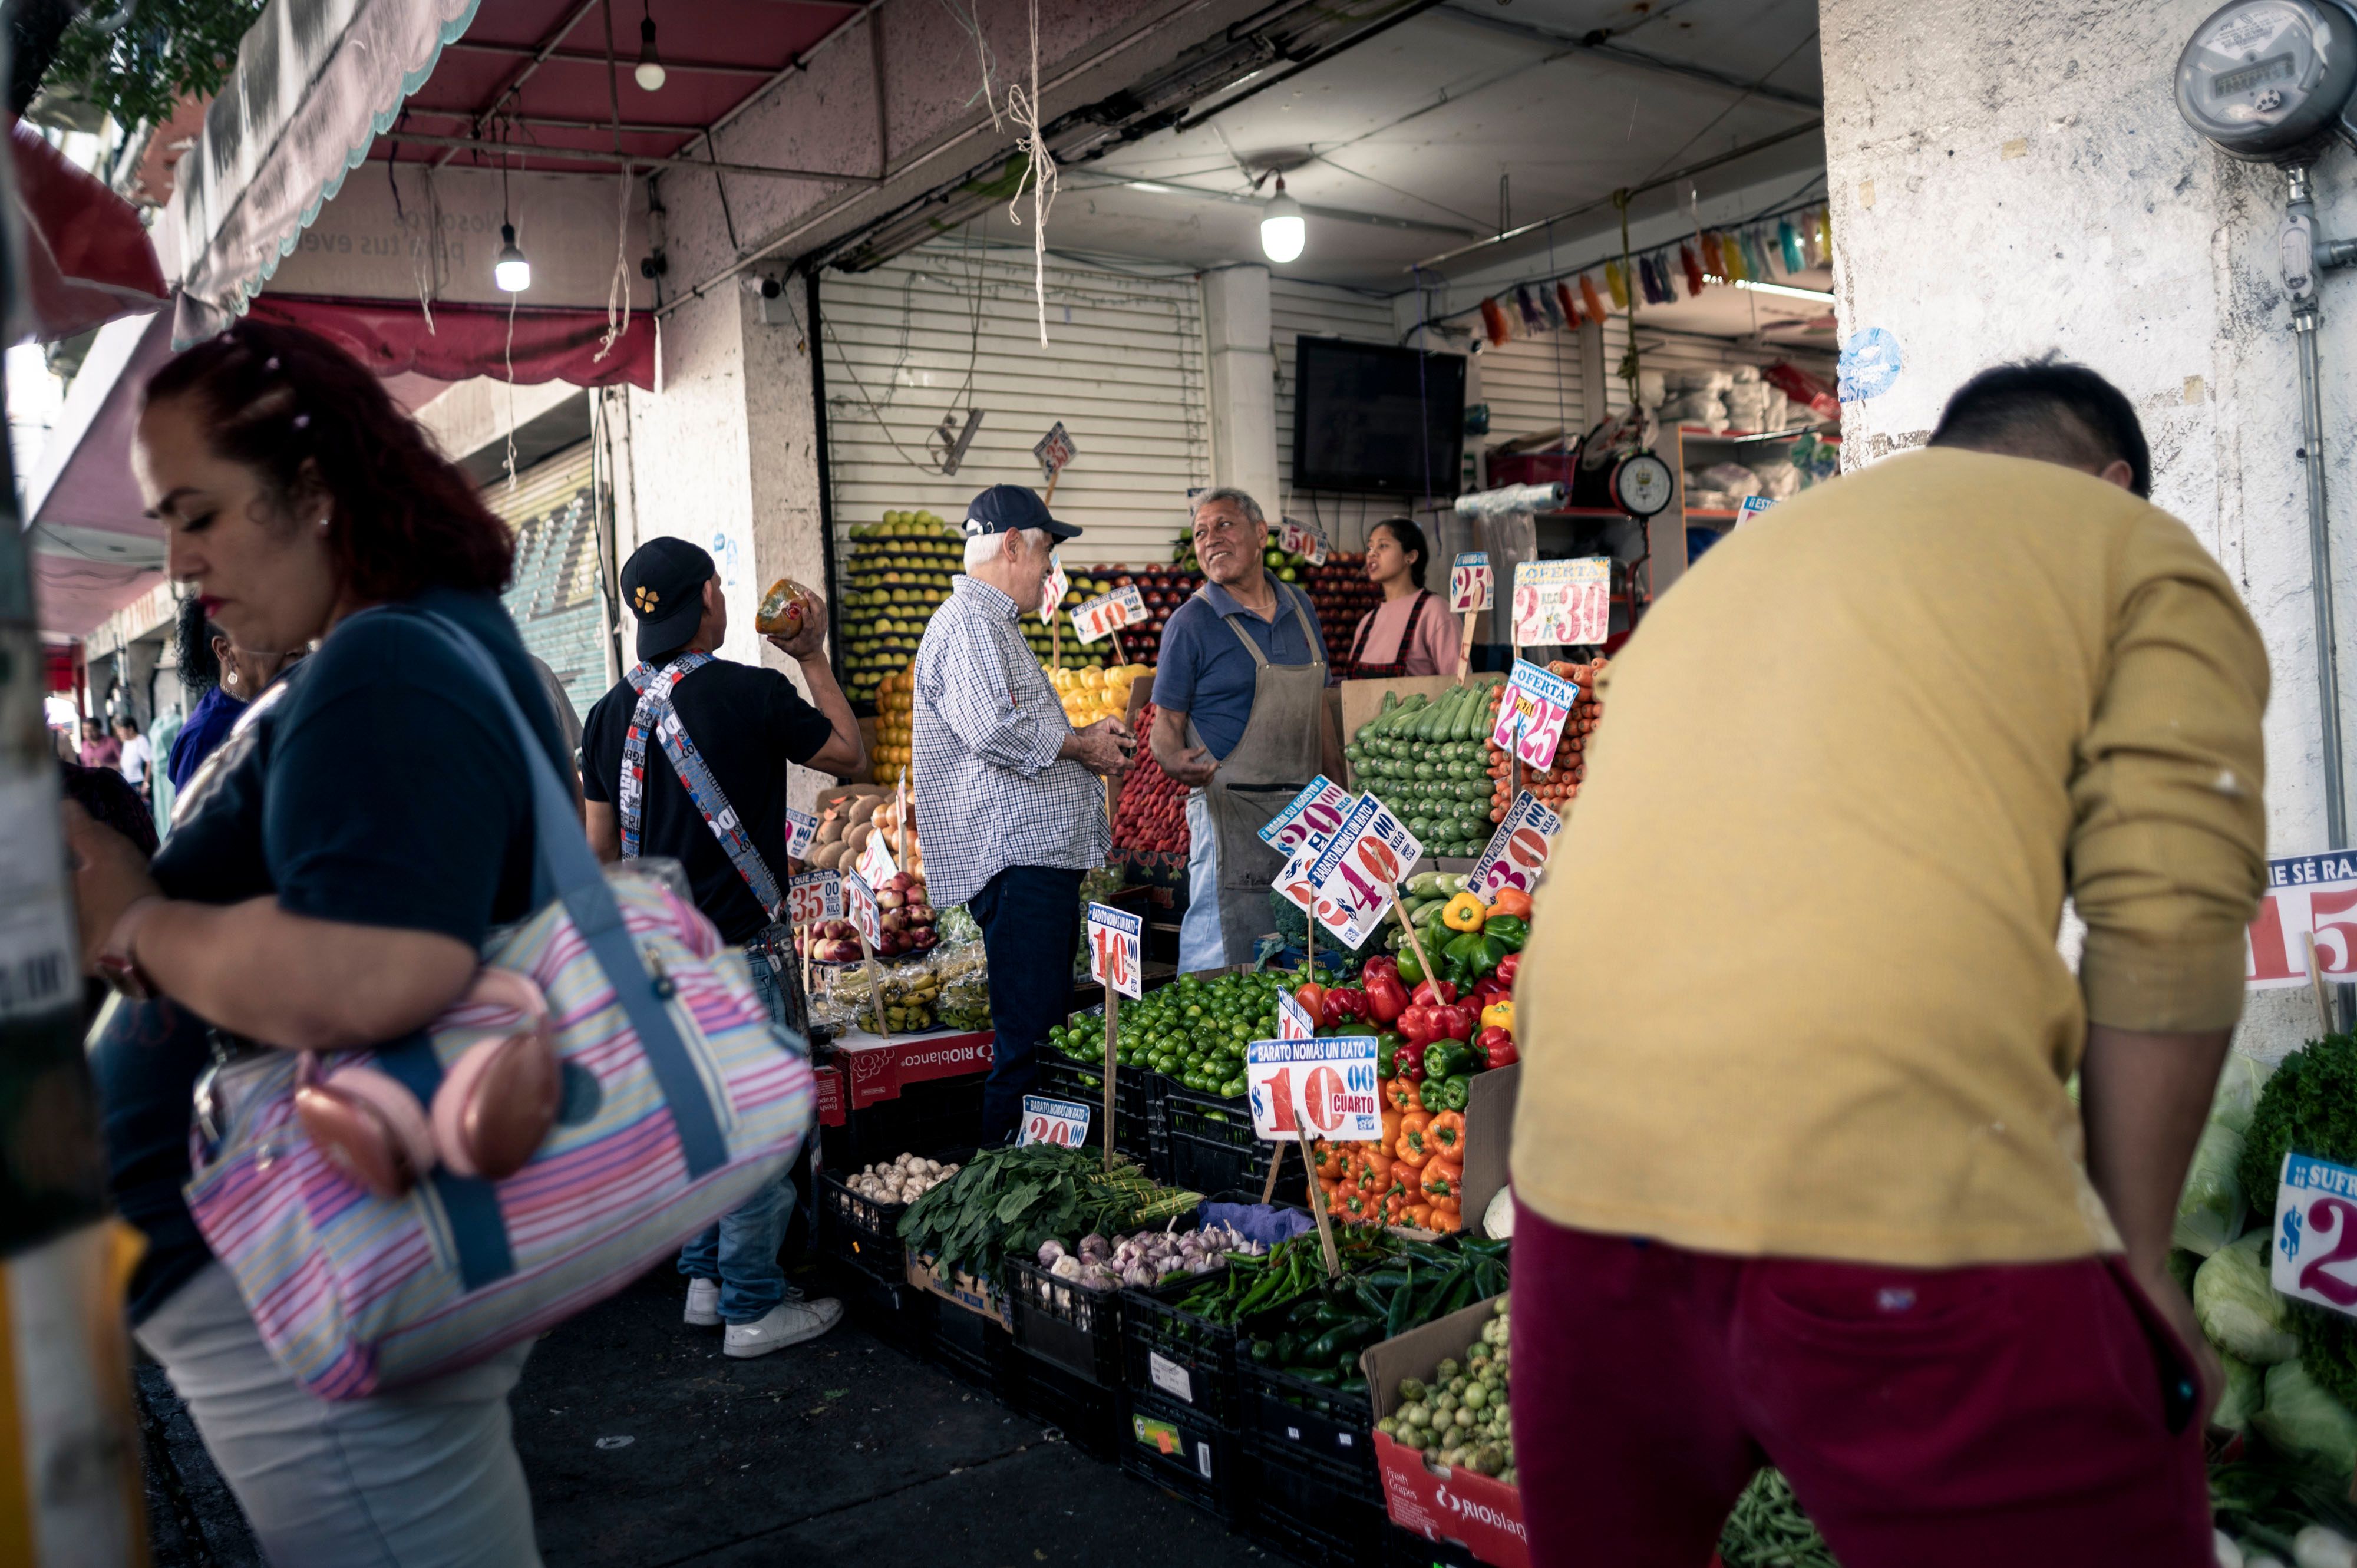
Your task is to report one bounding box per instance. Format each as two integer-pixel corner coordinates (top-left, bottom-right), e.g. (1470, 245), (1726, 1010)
(621, 537), (715, 661)
(963, 483), (1081, 541)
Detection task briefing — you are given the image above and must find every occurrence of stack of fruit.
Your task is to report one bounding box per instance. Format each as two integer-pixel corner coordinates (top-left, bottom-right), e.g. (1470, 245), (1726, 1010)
(1346, 679), (1508, 857)
(1110, 702), (1188, 861)
(1052, 968), (1287, 1097)
(838, 510), (958, 705)
(1047, 662), (1151, 729)
(1123, 560), (1204, 655)
(1303, 553), (1379, 642)
(873, 664), (915, 777)
(1483, 659), (1609, 820)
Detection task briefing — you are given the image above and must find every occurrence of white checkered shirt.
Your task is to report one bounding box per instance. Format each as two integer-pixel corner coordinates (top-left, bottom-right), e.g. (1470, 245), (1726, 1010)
(911, 576), (1110, 908)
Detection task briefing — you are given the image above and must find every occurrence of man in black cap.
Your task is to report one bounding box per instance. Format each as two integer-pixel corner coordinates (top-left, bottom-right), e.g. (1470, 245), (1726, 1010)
(582, 536), (863, 1356)
(912, 485), (1135, 1144)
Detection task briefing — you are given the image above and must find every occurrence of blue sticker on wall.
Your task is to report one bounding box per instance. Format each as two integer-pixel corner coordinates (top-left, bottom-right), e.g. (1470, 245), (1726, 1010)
(709, 530), (743, 588)
(1838, 327), (1903, 402)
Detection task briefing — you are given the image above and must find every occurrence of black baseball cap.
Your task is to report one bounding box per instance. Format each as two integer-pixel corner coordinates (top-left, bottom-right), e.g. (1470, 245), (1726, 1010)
(620, 537), (715, 662)
(963, 483), (1081, 540)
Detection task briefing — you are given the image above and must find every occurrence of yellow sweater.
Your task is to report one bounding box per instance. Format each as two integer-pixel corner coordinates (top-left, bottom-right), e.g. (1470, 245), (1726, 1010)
(1510, 450), (2270, 1266)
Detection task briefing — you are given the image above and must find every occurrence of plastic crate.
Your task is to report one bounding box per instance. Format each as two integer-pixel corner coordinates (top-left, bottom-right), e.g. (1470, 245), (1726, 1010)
(1006, 1347), (1127, 1461)
(1163, 1084), (1305, 1205)
(1118, 1272), (1243, 1426)
(815, 1148), (970, 1288)
(1120, 1388), (1238, 1523)
(1032, 1054), (1156, 1163)
(924, 1289), (1014, 1394)
(1236, 1355), (1379, 1500)
(816, 1072), (986, 1173)
(1379, 1526), (1488, 1568)
(1003, 1256), (1127, 1388)
(1241, 1439), (1391, 1568)
(823, 1256), (929, 1348)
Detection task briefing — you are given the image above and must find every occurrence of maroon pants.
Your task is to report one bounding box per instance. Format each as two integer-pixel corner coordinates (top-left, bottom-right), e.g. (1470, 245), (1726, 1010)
(1508, 1204), (2211, 1568)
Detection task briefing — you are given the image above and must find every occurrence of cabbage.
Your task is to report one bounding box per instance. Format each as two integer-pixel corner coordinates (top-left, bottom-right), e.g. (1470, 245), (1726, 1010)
(2176, 1120), (2251, 1257)
(2214, 1352), (2264, 1433)
(2254, 1361), (2357, 1477)
(2197, 1232), (2302, 1364)
(2213, 1052), (2274, 1136)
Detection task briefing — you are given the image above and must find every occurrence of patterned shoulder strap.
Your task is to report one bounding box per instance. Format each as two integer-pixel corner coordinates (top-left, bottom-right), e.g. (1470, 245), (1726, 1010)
(620, 654), (784, 922)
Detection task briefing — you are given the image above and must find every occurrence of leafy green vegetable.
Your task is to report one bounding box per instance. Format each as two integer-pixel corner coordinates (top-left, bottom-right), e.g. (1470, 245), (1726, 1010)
(2216, 1352), (2264, 1434)
(2242, 1035), (2357, 1216)
(2196, 1232), (2302, 1365)
(1717, 1470), (1840, 1568)
(2296, 1308), (2357, 1415)
(2255, 1360), (2357, 1478)
(2174, 1118), (2249, 1257)
(2213, 1451), (2357, 1554)
(896, 1145), (1189, 1282)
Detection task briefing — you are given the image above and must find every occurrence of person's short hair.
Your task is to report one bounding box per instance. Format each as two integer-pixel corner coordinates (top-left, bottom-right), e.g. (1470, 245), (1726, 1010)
(1370, 516), (1431, 590)
(1190, 487), (1265, 530)
(174, 595), (223, 692)
(113, 716), (139, 735)
(1927, 356), (2152, 498)
(962, 526), (1049, 575)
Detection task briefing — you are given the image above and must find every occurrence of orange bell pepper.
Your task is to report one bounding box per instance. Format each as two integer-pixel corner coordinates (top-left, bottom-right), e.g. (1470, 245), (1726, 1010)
(1382, 1189), (1411, 1222)
(1395, 1111), (1434, 1168)
(1421, 1158), (1464, 1208)
(1428, 1110), (1466, 1158)
(1313, 1141), (1345, 1180)
(1381, 1107), (1404, 1151)
(1429, 1205), (1464, 1233)
(1358, 1151), (1395, 1193)
(1341, 1189), (1369, 1222)
(1490, 887), (1533, 919)
(1405, 1203), (1435, 1230)
(1385, 1077), (1424, 1115)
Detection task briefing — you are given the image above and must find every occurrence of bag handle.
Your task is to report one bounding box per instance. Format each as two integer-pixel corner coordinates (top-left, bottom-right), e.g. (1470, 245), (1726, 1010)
(397, 608), (734, 1181)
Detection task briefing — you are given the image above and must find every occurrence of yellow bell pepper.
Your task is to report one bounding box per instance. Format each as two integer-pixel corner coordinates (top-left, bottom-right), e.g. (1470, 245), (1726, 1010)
(1442, 891), (1487, 932)
(1481, 999), (1514, 1032)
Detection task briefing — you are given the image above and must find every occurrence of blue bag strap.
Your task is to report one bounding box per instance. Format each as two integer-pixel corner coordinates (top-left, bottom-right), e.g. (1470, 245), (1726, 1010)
(397, 609), (733, 1185)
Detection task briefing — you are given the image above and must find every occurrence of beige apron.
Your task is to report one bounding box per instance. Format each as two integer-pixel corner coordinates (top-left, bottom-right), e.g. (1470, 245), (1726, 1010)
(1185, 579), (1329, 967)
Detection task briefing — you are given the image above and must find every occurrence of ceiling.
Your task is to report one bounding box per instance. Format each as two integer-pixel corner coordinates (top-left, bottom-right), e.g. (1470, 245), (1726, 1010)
(1025, 0), (1825, 297)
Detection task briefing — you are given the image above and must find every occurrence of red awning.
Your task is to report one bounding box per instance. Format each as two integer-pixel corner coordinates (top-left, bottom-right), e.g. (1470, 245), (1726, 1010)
(244, 295), (655, 391)
(8, 119), (167, 345)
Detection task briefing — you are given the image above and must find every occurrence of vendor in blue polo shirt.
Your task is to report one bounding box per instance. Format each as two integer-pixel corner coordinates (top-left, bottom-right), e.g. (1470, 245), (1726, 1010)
(1150, 487), (1341, 971)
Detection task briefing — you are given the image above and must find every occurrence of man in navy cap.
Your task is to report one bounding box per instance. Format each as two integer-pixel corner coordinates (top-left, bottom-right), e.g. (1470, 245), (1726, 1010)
(912, 486), (1135, 1143)
(581, 536), (863, 1356)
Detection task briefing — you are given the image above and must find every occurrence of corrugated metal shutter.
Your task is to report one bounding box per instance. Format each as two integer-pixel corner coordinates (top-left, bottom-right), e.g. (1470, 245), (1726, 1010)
(820, 245), (1210, 569)
(484, 441), (609, 721)
(1271, 279), (1404, 550)
(1475, 331), (1587, 450)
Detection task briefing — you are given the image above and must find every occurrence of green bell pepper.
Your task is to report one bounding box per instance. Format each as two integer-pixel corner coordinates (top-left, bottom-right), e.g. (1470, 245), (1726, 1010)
(1395, 946), (1427, 986)
(1376, 1031), (1405, 1077)
(1425, 1072), (1472, 1111)
(1424, 1039), (1473, 1079)
(1442, 930), (1493, 987)
(1482, 915), (1528, 952)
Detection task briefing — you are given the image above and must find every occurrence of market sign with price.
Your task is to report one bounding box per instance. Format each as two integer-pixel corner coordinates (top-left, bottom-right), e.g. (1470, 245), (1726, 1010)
(1510, 557), (1610, 648)
(788, 870), (843, 925)
(785, 807), (818, 860)
(1245, 1035), (1383, 1142)
(1465, 791), (1563, 902)
(1072, 586), (1148, 645)
(1490, 658), (1580, 771)
(1086, 902), (1143, 999)
(2273, 1153), (2357, 1318)
(1279, 517), (1330, 565)
(1019, 1094), (1092, 1148)
(1449, 552), (1493, 614)
(844, 871), (882, 946)
(1305, 794), (1424, 948)
(2246, 851), (2357, 988)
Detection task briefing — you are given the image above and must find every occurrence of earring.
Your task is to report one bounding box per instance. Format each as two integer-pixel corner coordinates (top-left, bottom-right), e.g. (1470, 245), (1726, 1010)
(225, 670), (238, 688)
(317, 510), (332, 532)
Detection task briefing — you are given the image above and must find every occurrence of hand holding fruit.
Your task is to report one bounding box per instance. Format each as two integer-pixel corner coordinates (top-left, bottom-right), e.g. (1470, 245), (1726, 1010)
(1067, 719), (1135, 779)
(755, 577), (828, 659)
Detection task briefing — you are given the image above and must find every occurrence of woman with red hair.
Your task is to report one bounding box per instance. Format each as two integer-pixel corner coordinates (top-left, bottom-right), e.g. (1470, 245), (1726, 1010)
(73, 321), (563, 1565)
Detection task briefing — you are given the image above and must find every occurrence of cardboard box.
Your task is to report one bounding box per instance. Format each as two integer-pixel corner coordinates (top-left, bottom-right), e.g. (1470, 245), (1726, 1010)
(1457, 1063), (1518, 1238)
(1339, 675), (1462, 788)
(904, 1250), (1012, 1330)
(813, 1060), (847, 1128)
(1361, 1298), (1526, 1568)
(833, 1027), (995, 1108)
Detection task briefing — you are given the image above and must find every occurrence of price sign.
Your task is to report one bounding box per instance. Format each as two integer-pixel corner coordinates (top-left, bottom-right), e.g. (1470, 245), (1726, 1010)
(788, 870), (844, 925)
(1276, 987), (1315, 1041)
(1278, 517), (1330, 566)
(844, 871), (882, 946)
(1259, 776), (1355, 855)
(1072, 586), (1149, 645)
(1043, 554), (1069, 621)
(2273, 1153), (2357, 1316)
(1273, 841), (1320, 916)
(856, 833), (899, 890)
(1511, 558), (1612, 648)
(1465, 791), (1564, 902)
(1086, 901), (1143, 999)
(2246, 851), (2357, 988)
(784, 807), (818, 861)
(1034, 420), (1077, 481)
(1246, 1036), (1383, 1142)
(1305, 794), (1424, 948)
(1448, 552), (1494, 614)
(1737, 495), (1777, 526)
(1019, 1094), (1093, 1148)
(1489, 658), (1580, 771)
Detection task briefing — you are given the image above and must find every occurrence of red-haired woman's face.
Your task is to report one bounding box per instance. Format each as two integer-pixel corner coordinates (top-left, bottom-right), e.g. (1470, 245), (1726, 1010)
(136, 392), (342, 661)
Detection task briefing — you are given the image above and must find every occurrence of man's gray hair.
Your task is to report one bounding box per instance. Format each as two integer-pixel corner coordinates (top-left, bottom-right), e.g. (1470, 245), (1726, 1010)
(1190, 487), (1265, 528)
(963, 526), (1051, 573)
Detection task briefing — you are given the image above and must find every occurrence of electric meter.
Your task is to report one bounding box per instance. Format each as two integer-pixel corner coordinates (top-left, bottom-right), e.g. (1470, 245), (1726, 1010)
(2178, 0), (2357, 161)
(1610, 453), (1676, 519)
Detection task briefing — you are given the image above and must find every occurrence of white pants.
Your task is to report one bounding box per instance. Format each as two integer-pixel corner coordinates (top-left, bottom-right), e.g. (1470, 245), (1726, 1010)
(135, 1262), (542, 1568)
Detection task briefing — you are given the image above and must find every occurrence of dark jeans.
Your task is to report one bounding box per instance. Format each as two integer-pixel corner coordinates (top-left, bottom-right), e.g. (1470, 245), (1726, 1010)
(969, 864), (1084, 1144)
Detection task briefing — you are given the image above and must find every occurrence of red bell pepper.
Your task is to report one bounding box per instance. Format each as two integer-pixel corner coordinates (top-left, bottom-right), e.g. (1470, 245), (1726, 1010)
(1295, 981), (1326, 1019)
(1468, 975), (1511, 1008)
(1362, 966), (1409, 1025)
(1398, 1004), (1438, 1048)
(1476, 1025), (1518, 1068)
(1493, 952), (1520, 987)
(1362, 955), (1399, 983)
(1393, 1037), (1428, 1081)
(1411, 978), (1458, 1008)
(1322, 987), (1369, 1028)
(1433, 1003), (1475, 1042)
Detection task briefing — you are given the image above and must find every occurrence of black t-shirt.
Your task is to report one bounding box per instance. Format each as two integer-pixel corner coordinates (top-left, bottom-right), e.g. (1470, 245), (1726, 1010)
(93, 588), (569, 1323)
(582, 657), (833, 945)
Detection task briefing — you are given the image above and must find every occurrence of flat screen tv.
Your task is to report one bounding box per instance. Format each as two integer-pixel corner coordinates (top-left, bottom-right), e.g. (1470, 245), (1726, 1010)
(1291, 336), (1467, 496)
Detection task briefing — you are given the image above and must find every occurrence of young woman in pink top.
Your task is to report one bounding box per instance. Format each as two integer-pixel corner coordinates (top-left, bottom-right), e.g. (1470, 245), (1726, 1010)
(1345, 517), (1458, 678)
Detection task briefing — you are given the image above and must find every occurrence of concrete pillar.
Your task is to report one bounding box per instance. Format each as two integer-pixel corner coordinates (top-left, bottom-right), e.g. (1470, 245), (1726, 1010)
(120, 639), (160, 729)
(1819, 0), (2324, 1057)
(1202, 264), (1282, 517)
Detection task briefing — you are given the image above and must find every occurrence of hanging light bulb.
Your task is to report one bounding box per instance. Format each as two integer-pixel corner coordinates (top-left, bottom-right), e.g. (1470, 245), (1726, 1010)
(494, 222), (531, 292)
(635, 2), (666, 91)
(1259, 174), (1305, 265)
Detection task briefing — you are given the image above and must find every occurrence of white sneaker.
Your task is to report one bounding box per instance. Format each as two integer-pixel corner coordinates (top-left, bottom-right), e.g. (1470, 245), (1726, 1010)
(684, 1279), (721, 1328)
(723, 1296), (843, 1358)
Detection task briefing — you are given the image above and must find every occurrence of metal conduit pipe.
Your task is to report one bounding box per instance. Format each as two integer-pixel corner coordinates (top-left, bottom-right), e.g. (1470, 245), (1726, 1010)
(2288, 163), (2351, 853)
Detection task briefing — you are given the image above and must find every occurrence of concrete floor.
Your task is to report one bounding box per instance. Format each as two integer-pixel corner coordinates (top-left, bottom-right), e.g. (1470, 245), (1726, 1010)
(138, 1262), (1279, 1568)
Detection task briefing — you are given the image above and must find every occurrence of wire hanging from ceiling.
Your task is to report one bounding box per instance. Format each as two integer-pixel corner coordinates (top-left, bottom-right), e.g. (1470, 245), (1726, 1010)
(595, 0), (636, 361)
(1002, 0), (1057, 346)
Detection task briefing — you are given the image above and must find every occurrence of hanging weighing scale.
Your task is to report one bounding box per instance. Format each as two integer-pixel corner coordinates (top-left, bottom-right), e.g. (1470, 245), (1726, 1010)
(1607, 452), (1676, 519)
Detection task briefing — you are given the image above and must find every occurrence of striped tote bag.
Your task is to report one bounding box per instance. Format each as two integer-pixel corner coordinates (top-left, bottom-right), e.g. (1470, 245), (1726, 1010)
(183, 612), (814, 1399)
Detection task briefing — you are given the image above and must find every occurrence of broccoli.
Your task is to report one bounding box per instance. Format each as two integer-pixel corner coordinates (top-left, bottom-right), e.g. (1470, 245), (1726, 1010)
(2240, 1034), (2357, 1214)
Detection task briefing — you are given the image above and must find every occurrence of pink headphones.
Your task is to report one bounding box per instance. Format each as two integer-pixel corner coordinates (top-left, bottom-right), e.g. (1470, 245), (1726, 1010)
(292, 969), (563, 1200)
